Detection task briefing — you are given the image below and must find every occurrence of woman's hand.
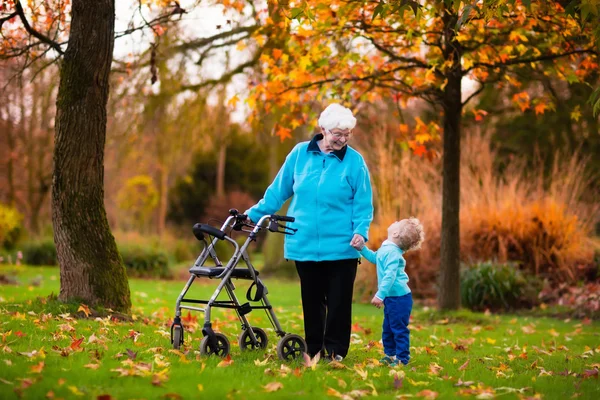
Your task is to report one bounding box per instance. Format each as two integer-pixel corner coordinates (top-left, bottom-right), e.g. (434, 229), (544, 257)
(350, 234), (365, 250)
(371, 296), (383, 308)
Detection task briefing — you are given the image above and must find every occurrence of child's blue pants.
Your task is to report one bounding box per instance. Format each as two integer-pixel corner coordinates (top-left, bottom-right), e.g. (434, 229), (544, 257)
(382, 293), (413, 364)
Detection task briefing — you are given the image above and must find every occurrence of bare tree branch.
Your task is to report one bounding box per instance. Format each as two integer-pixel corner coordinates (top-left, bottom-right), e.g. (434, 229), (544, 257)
(465, 48), (598, 73)
(14, 1), (64, 55)
(174, 25), (259, 52)
(0, 10), (18, 30)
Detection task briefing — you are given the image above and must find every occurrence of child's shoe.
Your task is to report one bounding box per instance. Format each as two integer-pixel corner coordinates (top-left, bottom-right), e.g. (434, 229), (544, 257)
(388, 359), (401, 367)
(379, 355), (395, 365)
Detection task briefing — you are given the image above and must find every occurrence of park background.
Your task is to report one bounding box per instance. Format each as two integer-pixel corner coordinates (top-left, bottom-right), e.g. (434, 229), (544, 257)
(1, 0), (600, 399)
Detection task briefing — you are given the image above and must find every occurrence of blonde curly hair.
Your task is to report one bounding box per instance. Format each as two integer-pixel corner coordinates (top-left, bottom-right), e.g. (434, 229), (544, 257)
(396, 217), (425, 252)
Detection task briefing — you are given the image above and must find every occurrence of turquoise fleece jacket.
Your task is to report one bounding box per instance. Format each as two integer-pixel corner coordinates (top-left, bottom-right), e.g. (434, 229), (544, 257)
(360, 240), (410, 300)
(246, 134), (373, 262)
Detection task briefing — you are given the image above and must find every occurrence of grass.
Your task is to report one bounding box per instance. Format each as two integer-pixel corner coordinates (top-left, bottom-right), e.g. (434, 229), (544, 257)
(1, 265), (599, 399)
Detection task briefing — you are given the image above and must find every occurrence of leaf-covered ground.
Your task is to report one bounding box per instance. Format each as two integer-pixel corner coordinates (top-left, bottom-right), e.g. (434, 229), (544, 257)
(0, 265), (599, 399)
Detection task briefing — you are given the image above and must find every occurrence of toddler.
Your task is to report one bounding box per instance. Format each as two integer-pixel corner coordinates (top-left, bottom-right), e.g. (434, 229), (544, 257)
(354, 217), (424, 366)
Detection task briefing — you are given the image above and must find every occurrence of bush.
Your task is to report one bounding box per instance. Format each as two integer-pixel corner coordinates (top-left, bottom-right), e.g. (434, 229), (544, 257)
(0, 204), (24, 250)
(118, 244), (171, 279)
(460, 261), (541, 311)
(353, 126), (598, 301)
(22, 238), (57, 266)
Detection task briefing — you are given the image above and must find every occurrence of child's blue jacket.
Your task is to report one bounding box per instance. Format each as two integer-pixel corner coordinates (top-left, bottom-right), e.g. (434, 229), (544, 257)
(360, 240), (411, 299)
(246, 134), (373, 262)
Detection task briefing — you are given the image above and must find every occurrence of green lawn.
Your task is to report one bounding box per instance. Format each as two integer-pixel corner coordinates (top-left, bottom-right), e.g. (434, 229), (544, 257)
(1, 265), (599, 399)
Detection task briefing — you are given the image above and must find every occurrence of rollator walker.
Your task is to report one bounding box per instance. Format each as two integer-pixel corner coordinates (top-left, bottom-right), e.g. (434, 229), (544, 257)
(170, 209), (307, 361)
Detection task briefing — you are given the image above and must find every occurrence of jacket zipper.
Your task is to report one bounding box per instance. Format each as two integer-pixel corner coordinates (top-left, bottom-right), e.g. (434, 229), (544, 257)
(316, 156), (326, 260)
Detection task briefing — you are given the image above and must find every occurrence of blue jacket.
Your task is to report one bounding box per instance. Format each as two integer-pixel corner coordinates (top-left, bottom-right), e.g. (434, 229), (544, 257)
(360, 240), (410, 300)
(246, 134), (373, 261)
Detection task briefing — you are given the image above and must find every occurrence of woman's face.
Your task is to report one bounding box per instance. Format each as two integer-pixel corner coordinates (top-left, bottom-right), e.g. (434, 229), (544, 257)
(321, 127), (352, 151)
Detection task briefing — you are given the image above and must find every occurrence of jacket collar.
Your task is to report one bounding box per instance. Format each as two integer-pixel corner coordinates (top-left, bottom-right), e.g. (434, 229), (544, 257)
(382, 240), (404, 252)
(307, 133), (348, 161)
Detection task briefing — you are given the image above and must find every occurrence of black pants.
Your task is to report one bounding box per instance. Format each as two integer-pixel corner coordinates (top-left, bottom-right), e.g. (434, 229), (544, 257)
(295, 259), (358, 358)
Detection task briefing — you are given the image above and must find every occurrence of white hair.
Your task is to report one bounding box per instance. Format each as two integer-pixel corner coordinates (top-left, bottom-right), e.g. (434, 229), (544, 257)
(318, 103), (357, 131)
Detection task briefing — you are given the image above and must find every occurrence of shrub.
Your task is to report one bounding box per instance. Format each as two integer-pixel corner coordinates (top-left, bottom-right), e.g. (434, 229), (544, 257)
(460, 261), (541, 311)
(118, 244), (171, 279)
(353, 123), (598, 301)
(22, 238), (57, 266)
(0, 204), (24, 250)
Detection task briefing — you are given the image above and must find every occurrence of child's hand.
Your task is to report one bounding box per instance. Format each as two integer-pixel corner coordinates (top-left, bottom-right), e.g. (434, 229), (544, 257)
(371, 296), (383, 309)
(350, 234), (365, 250)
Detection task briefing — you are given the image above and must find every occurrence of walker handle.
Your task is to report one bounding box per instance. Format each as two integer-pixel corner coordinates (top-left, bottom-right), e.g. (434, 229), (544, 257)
(273, 214), (295, 223)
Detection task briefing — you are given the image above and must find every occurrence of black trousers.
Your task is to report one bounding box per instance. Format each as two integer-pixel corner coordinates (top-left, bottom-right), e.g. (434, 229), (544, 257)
(295, 259), (358, 358)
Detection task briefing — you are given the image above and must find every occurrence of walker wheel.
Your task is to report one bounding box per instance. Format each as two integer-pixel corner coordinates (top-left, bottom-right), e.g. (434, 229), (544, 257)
(276, 333), (307, 361)
(238, 327), (268, 351)
(200, 332), (230, 357)
(172, 325), (183, 350)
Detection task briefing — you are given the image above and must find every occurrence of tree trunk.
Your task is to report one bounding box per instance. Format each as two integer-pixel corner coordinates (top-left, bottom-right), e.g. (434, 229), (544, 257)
(52, 0), (131, 312)
(4, 107), (16, 207)
(156, 162), (168, 235)
(438, 8), (463, 310)
(216, 144), (227, 198)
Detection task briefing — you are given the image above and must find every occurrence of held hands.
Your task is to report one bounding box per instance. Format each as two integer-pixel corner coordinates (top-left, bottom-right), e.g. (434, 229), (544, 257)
(350, 234), (365, 250)
(371, 296), (383, 309)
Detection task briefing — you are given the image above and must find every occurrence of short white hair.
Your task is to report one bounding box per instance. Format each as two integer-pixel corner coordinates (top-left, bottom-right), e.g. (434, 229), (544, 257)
(318, 103), (357, 131)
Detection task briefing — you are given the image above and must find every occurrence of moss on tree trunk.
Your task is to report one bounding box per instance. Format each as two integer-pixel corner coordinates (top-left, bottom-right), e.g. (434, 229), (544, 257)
(52, 0), (131, 313)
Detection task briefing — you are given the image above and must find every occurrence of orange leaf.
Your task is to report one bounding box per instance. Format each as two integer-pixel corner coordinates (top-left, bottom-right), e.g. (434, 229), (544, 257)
(30, 361), (45, 373)
(276, 126), (292, 142)
(413, 145), (427, 158)
(263, 381), (283, 392)
(272, 48), (283, 60)
(70, 337), (84, 351)
(458, 359), (469, 371)
(416, 390), (439, 399)
(77, 304), (91, 317)
(217, 354), (234, 367)
(534, 103), (547, 115)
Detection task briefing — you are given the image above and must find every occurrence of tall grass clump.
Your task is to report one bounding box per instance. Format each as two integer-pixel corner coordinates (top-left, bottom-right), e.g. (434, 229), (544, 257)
(354, 121), (598, 302)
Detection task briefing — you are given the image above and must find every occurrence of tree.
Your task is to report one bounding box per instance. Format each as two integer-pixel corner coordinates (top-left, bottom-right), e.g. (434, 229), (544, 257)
(248, 0), (598, 309)
(51, 0), (132, 311)
(1, 0), (200, 311)
(1, 0), (133, 310)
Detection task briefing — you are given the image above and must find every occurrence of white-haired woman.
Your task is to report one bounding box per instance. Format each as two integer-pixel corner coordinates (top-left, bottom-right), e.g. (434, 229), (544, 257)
(246, 103), (373, 361)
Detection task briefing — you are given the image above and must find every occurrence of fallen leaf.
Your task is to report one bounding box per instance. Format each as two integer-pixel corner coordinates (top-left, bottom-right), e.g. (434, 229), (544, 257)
(126, 349), (137, 360)
(429, 362), (443, 375)
(454, 379), (475, 387)
(254, 357), (269, 366)
(328, 361), (345, 369)
(84, 363), (100, 370)
(68, 386), (84, 396)
(263, 381), (283, 392)
(29, 361), (45, 373)
(354, 367), (368, 380)
(302, 352), (320, 370)
(459, 360), (469, 371)
(70, 337), (84, 351)
(217, 354), (233, 368)
(77, 304), (91, 317)
(582, 369), (598, 379)
(416, 389), (438, 399)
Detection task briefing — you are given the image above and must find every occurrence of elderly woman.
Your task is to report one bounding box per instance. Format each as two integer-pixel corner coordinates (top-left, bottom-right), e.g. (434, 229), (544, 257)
(246, 104), (373, 361)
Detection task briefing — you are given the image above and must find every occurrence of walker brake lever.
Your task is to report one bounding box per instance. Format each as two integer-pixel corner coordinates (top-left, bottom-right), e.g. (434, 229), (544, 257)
(268, 220), (297, 235)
